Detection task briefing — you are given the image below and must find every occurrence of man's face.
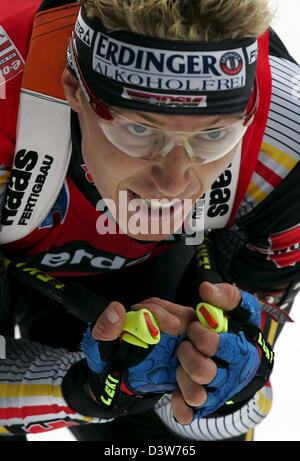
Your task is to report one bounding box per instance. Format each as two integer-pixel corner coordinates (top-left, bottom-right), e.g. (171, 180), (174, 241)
(77, 95), (241, 241)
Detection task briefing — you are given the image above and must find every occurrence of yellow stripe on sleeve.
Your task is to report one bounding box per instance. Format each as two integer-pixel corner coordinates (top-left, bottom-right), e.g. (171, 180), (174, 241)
(245, 429), (254, 441)
(261, 142), (298, 172)
(257, 388), (273, 416)
(247, 181), (268, 204)
(267, 320), (279, 347)
(0, 427), (10, 434)
(0, 383), (63, 398)
(0, 383), (95, 423)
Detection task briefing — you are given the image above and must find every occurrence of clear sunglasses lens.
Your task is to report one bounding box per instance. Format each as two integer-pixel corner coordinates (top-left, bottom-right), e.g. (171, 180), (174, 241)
(190, 122), (246, 162)
(99, 118), (246, 162)
(101, 123), (155, 157)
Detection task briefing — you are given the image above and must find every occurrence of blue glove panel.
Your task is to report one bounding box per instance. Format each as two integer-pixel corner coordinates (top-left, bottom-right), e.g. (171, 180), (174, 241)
(239, 290), (261, 328)
(81, 325), (184, 393)
(127, 334), (183, 393)
(192, 330), (260, 419)
(81, 325), (107, 374)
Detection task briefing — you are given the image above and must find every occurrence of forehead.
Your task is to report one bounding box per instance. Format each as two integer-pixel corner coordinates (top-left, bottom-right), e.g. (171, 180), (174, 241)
(111, 106), (243, 131)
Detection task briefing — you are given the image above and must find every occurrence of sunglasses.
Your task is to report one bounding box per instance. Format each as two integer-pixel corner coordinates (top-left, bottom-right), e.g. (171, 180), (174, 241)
(69, 33), (258, 163)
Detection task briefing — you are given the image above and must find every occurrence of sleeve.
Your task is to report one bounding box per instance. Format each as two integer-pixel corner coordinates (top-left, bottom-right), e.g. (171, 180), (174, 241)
(210, 48), (300, 295)
(211, 162), (300, 293)
(0, 53), (21, 168)
(1, 332), (187, 437)
(210, 51), (300, 348)
(0, 0), (42, 167)
(154, 385), (272, 441)
(210, 161), (300, 349)
(0, 336), (116, 435)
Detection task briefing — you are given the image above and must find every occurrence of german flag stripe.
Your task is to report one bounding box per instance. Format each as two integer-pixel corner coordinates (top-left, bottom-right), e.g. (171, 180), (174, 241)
(0, 383), (63, 398)
(247, 180), (268, 204)
(255, 160), (283, 188)
(0, 404), (76, 419)
(261, 142), (298, 172)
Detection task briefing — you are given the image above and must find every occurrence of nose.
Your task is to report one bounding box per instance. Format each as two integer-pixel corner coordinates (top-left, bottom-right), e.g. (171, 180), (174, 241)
(150, 145), (195, 197)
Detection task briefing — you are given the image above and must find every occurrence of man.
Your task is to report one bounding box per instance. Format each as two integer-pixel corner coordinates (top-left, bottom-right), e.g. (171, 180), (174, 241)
(0, 0), (299, 442)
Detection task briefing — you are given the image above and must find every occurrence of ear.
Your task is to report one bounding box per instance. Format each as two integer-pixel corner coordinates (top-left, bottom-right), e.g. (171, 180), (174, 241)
(61, 67), (82, 113)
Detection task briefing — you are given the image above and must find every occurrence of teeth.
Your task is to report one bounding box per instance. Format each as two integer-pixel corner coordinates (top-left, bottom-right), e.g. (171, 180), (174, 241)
(134, 194), (180, 209)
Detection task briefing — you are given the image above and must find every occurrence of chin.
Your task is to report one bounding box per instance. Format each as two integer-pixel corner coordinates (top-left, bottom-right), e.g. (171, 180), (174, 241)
(117, 210), (192, 243)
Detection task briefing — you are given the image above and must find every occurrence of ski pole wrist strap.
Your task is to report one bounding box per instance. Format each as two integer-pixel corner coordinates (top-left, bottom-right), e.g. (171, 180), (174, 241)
(87, 343), (165, 417)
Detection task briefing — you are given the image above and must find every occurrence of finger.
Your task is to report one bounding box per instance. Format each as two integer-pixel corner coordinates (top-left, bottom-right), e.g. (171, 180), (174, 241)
(176, 365), (208, 408)
(131, 298), (197, 335)
(92, 302), (127, 341)
(199, 281), (241, 312)
(186, 321), (220, 357)
(177, 340), (217, 385)
(171, 388), (194, 425)
(131, 301), (180, 335)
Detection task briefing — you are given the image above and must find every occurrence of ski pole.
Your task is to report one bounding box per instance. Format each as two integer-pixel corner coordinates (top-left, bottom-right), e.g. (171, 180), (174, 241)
(194, 236), (228, 333)
(4, 258), (108, 324)
(4, 254), (226, 333)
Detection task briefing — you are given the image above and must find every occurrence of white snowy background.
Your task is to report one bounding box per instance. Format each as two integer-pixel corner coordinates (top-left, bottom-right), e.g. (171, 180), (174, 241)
(28, 0), (300, 442)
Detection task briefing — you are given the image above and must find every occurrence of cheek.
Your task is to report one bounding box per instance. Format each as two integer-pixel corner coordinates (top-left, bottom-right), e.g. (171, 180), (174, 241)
(82, 142), (123, 199)
(79, 120), (121, 196)
(194, 149), (236, 191)
(79, 117), (147, 198)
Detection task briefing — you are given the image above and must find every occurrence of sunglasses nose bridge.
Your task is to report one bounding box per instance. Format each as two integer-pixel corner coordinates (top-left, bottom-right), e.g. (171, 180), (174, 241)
(157, 132), (194, 159)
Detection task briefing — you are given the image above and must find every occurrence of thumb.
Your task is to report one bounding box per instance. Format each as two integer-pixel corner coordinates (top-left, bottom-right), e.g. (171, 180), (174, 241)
(199, 281), (241, 312)
(92, 301), (127, 341)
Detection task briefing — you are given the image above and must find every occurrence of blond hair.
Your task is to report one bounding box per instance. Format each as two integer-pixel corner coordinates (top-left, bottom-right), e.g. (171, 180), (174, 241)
(79, 0), (275, 41)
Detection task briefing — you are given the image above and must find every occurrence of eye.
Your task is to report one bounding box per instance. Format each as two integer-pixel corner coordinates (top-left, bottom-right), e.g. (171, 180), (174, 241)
(202, 129), (227, 141)
(126, 123), (153, 136)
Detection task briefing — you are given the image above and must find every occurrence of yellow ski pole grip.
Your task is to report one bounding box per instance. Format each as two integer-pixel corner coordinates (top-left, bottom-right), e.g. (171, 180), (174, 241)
(120, 308), (161, 349)
(196, 302), (228, 333)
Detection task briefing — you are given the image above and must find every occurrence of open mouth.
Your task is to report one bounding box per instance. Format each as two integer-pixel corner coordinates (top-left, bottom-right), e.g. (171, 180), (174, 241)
(115, 190), (194, 235)
(128, 190), (182, 210)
